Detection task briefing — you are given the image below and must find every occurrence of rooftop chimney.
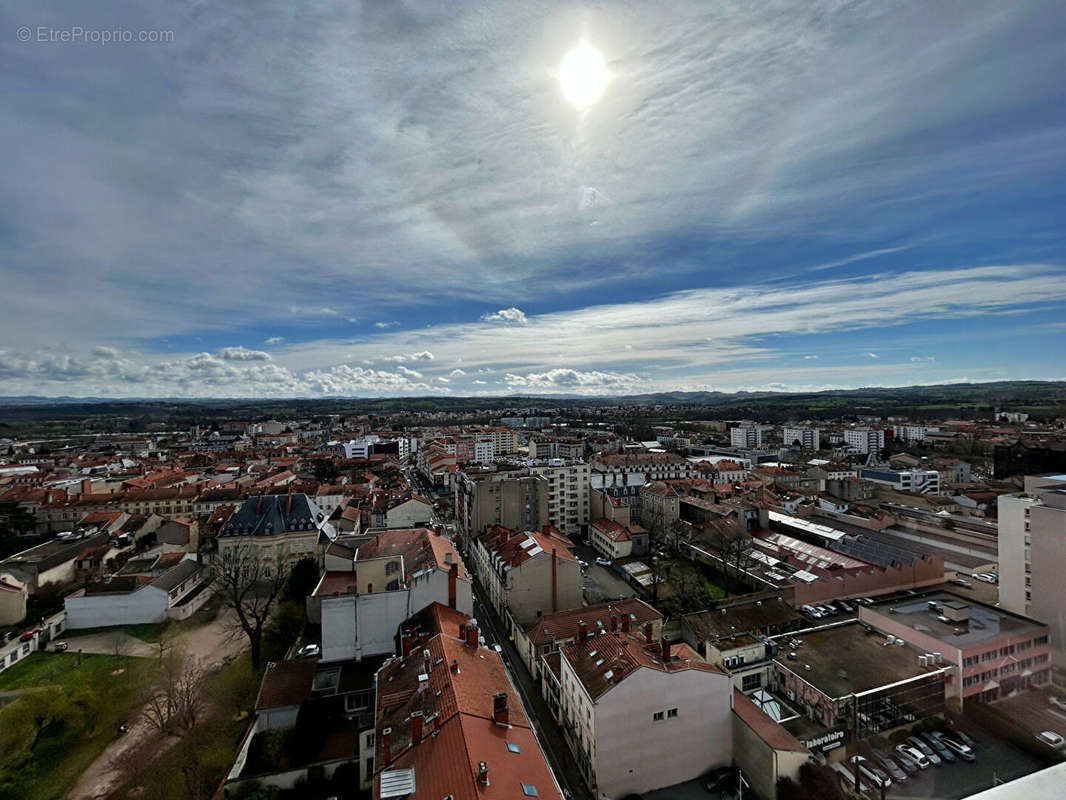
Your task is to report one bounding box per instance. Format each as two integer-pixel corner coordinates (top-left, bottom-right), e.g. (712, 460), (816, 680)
(621, 614), (631, 633)
(610, 614), (618, 633)
(644, 622), (653, 645)
(662, 638), (672, 662)
(410, 710), (424, 743)
(459, 622), (467, 640)
(450, 658), (460, 674)
(578, 621), (588, 644)
(477, 761), (490, 786)
(448, 562), (458, 609)
(286, 492), (293, 515)
(493, 692), (509, 726)
(551, 547), (558, 614)
(81, 478), (92, 497)
(382, 726), (392, 764)
(466, 623), (479, 649)
(423, 648), (431, 675)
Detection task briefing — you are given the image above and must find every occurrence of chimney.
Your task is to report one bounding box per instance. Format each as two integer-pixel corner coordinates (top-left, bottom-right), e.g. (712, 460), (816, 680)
(401, 630), (415, 657)
(493, 692), (509, 726)
(644, 622), (653, 645)
(434, 525), (443, 536)
(551, 547), (558, 614)
(256, 495), (262, 514)
(450, 658), (460, 674)
(466, 623), (479, 649)
(477, 761), (490, 786)
(286, 492), (292, 515)
(81, 478), (92, 497)
(382, 727), (392, 764)
(448, 562), (458, 609)
(410, 710), (424, 743)
(610, 614), (618, 633)
(459, 622), (467, 640)
(423, 648), (431, 676)
(662, 638), (672, 662)
(578, 621), (588, 644)
(621, 614), (631, 633)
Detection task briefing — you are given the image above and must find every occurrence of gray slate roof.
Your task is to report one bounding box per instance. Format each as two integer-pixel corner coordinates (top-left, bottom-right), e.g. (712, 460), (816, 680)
(219, 494), (325, 538)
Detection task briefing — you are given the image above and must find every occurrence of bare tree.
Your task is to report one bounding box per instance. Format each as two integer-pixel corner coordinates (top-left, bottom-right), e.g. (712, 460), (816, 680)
(214, 544), (288, 669)
(141, 652), (207, 736)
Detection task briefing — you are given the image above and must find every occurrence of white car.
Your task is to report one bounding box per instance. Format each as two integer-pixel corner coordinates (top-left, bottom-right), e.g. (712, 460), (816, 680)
(1049, 696), (1066, 712)
(296, 644), (321, 659)
(1037, 731), (1064, 747)
(492, 643), (504, 654)
(895, 743), (930, 769)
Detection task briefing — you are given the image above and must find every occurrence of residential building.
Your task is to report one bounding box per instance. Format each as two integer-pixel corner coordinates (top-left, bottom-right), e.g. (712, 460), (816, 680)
(587, 517), (641, 561)
(782, 427), (820, 450)
(528, 460), (591, 537)
(64, 558), (209, 628)
(0, 574), (27, 626)
(454, 470), (549, 546)
(860, 467), (941, 495)
(731, 426), (762, 449)
(892, 425), (941, 443)
(471, 525), (581, 628)
(216, 494), (334, 573)
(548, 624), (732, 797)
(315, 527), (472, 661)
(843, 427), (885, 455)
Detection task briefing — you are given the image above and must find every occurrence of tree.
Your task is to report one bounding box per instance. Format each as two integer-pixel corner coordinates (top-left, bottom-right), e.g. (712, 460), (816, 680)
(311, 458), (339, 482)
(214, 545), (289, 669)
(0, 500), (35, 540)
(141, 652), (207, 737)
(283, 557), (321, 602)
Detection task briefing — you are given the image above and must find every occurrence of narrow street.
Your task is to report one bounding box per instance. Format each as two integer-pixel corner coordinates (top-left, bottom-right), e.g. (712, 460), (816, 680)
(471, 581), (594, 800)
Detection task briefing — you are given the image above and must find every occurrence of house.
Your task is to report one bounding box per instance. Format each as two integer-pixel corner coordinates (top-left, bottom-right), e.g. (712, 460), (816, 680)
(470, 525), (582, 630)
(385, 494), (432, 528)
(373, 606), (563, 800)
(316, 528), (472, 661)
(64, 557), (210, 628)
(216, 494), (335, 573)
(156, 516), (199, 551)
(547, 623), (733, 797)
(0, 574), (27, 626)
(0, 530), (111, 592)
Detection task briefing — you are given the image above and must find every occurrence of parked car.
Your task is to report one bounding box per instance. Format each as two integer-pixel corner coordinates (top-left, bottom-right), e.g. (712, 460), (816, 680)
(895, 744), (930, 770)
(873, 752), (907, 782)
(919, 732), (955, 762)
(53, 641), (69, 652)
(834, 599), (855, 614)
(701, 766), (737, 794)
(595, 557), (612, 567)
(295, 644), (320, 659)
(949, 729), (978, 750)
(492, 643), (504, 654)
(848, 756), (891, 790)
(1037, 731), (1065, 747)
(933, 732), (976, 761)
(1049, 696), (1066, 712)
(949, 577), (973, 588)
(578, 559), (589, 568)
(906, 736), (942, 766)
(817, 604), (837, 617)
(800, 604), (823, 618)
(582, 539), (592, 547)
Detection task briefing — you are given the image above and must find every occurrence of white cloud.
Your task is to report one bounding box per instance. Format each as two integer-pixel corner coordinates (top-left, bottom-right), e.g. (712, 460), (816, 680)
(289, 306), (339, 316)
(504, 368), (644, 394)
(481, 307), (528, 325)
(449, 368), (467, 376)
(91, 346), (119, 359)
(265, 337), (285, 345)
(910, 356), (935, 362)
(472, 379), (487, 384)
(218, 346), (272, 361)
(383, 351), (435, 363)
(803, 354), (818, 360)
(375, 321), (399, 329)
(396, 365), (423, 378)
(867, 352), (879, 359)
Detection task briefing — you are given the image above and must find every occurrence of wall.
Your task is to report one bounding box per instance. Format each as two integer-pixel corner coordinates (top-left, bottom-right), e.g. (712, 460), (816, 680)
(355, 590), (412, 658)
(732, 703), (807, 800)
(1029, 498), (1066, 667)
(321, 594), (358, 662)
(508, 554), (582, 625)
(166, 583), (215, 620)
(594, 666), (733, 798)
(997, 495), (1031, 615)
(65, 585), (169, 628)
(386, 499), (431, 528)
(791, 558), (945, 605)
(0, 578), (28, 626)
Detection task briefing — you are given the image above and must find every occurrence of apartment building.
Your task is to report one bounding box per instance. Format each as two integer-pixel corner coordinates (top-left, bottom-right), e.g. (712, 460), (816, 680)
(860, 467), (941, 495)
(216, 494), (334, 573)
(528, 460), (591, 537)
(730, 426), (762, 449)
(471, 524), (582, 628)
(782, 427), (820, 450)
(453, 470), (549, 546)
(892, 425), (941, 443)
(844, 427), (885, 454)
(547, 625), (732, 797)
(998, 475), (1066, 665)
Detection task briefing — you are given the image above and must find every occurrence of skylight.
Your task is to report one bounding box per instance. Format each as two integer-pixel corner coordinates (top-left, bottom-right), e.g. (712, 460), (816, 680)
(521, 784), (539, 797)
(507, 741), (521, 753)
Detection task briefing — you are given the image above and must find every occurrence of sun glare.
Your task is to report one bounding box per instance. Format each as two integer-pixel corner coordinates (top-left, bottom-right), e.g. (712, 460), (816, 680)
(559, 42), (608, 109)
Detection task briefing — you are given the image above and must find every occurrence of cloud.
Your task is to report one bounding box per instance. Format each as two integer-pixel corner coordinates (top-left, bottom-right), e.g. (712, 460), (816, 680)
(803, 354), (818, 360)
(449, 368), (467, 376)
(289, 306), (339, 316)
(910, 356), (936, 362)
(383, 351), (435, 363)
(437, 376), (450, 383)
(472, 379), (487, 385)
(265, 337), (285, 345)
(396, 365), (423, 378)
(481, 307), (528, 325)
(375, 322), (399, 329)
(504, 368), (644, 394)
(218, 346), (272, 361)
(91, 346), (120, 359)
(867, 352), (879, 359)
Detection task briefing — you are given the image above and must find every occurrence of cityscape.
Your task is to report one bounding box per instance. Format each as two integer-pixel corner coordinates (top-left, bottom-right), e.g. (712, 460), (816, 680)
(3, 2), (1066, 800)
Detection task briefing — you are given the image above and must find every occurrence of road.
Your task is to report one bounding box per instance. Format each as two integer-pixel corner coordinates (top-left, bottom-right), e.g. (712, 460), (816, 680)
(471, 582), (593, 800)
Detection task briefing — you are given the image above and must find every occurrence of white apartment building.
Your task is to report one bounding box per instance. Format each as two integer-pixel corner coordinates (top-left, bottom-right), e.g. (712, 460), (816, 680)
(550, 627), (733, 798)
(860, 467), (941, 495)
(730, 426), (762, 449)
(782, 427), (820, 450)
(892, 425), (941, 443)
(999, 476), (1066, 666)
(473, 436), (495, 464)
(528, 460), (591, 537)
(844, 427), (885, 454)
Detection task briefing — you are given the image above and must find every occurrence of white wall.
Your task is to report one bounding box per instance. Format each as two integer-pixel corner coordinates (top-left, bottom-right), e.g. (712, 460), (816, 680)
(356, 591), (411, 657)
(997, 494), (1032, 615)
(321, 594), (358, 662)
(65, 585), (169, 628)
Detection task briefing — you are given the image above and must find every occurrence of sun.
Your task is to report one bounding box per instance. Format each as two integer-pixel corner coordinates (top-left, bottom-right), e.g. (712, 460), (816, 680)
(559, 42), (608, 109)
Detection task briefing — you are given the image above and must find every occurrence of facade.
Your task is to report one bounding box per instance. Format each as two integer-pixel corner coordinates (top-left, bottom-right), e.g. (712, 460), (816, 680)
(844, 428), (885, 455)
(782, 427), (820, 450)
(471, 525), (582, 627)
(550, 625), (733, 798)
(64, 558), (208, 628)
(216, 494), (334, 572)
(731, 426), (762, 449)
(453, 470), (549, 546)
(0, 574), (28, 626)
(588, 517), (633, 560)
(528, 460), (591, 537)
(860, 467), (941, 495)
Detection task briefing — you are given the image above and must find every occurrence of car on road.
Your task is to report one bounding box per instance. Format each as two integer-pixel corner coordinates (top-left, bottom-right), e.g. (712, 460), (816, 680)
(895, 744), (929, 770)
(1050, 696), (1066, 712)
(53, 641), (69, 652)
(595, 557), (612, 567)
(872, 752), (907, 782)
(296, 644), (320, 659)
(906, 736), (941, 766)
(1037, 731), (1064, 747)
(578, 559), (589, 568)
(919, 731), (956, 762)
(582, 539), (592, 547)
(932, 732), (976, 761)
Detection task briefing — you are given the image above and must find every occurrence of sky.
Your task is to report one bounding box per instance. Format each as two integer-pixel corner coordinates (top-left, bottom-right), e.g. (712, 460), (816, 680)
(1, 1), (1065, 398)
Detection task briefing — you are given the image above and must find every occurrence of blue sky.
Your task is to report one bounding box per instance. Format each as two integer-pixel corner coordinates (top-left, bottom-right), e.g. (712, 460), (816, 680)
(1, 1), (1065, 397)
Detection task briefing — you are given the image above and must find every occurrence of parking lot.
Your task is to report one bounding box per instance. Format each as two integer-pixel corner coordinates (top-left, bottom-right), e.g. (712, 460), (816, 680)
(880, 725), (1046, 800)
(992, 689), (1066, 746)
(570, 540), (639, 604)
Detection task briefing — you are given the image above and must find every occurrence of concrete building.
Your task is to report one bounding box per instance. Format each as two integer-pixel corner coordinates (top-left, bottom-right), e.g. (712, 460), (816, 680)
(528, 460), (591, 537)
(860, 467), (941, 495)
(782, 427), (820, 451)
(0, 574), (27, 626)
(998, 475), (1066, 666)
(844, 428), (885, 455)
(216, 494), (334, 573)
(471, 525), (581, 629)
(315, 527), (472, 662)
(547, 624), (733, 798)
(453, 470), (549, 547)
(64, 558), (209, 628)
(731, 426), (763, 449)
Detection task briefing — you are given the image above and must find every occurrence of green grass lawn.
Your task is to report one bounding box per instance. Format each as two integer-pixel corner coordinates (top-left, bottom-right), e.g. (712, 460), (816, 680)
(0, 652), (158, 800)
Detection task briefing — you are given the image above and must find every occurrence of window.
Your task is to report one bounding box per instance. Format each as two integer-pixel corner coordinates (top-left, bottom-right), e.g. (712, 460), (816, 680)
(667, 708), (678, 718)
(521, 784), (539, 797)
(507, 741), (521, 753)
(742, 673), (762, 692)
(345, 693), (370, 712)
(653, 711), (664, 722)
(385, 561), (400, 575)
